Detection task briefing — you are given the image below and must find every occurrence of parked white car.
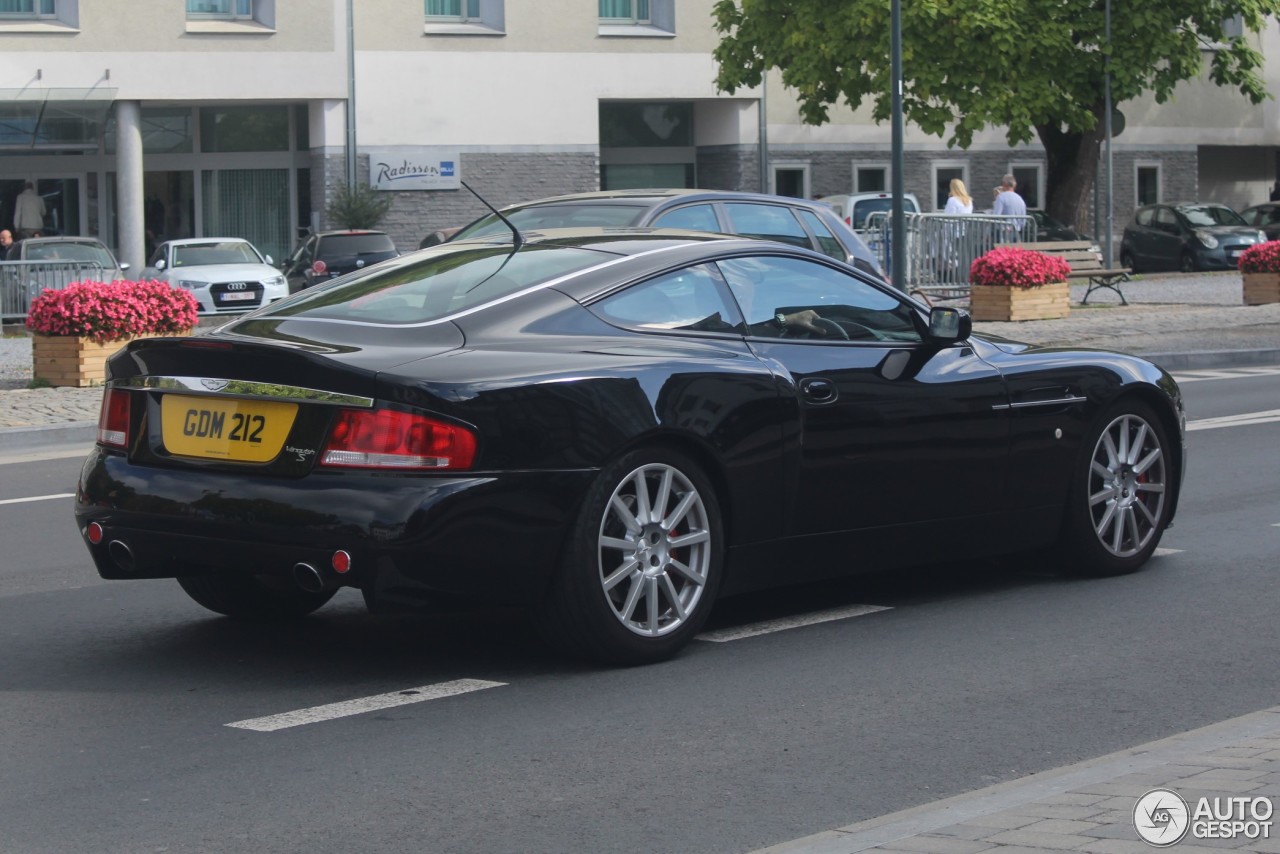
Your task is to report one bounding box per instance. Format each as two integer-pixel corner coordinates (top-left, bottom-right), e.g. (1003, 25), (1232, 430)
(145, 238), (287, 314)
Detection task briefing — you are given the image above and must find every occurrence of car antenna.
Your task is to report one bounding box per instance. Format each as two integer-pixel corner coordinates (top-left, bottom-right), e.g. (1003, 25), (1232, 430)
(462, 181), (524, 250)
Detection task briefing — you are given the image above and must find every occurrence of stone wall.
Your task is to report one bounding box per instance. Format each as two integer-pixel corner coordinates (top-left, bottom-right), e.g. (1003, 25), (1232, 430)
(314, 151), (599, 252)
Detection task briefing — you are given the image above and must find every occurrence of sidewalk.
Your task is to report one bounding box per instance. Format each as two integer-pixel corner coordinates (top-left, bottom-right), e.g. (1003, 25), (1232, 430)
(2, 272), (1279, 451)
(753, 706), (1280, 854)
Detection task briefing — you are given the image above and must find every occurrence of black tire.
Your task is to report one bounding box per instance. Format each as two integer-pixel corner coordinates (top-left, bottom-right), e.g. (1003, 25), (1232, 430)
(1119, 248), (1138, 274)
(177, 573), (336, 619)
(1179, 252), (1198, 273)
(536, 447), (724, 665)
(1058, 400), (1173, 577)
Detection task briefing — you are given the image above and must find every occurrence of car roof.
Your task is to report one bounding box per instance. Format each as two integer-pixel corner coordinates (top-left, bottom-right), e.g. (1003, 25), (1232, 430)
(448, 226), (759, 255)
(497, 189), (835, 212)
(166, 237), (254, 246)
(18, 236), (108, 246)
(313, 229), (390, 237)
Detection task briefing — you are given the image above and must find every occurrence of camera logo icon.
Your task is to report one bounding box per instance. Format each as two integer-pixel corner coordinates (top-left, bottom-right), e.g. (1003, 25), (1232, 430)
(1134, 788), (1191, 846)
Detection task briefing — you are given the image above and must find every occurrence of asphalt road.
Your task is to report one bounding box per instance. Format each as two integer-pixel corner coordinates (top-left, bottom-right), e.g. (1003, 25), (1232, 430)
(0, 366), (1277, 854)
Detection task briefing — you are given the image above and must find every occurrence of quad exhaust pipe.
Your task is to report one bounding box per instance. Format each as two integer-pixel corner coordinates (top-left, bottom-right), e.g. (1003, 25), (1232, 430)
(108, 540), (135, 572)
(293, 562), (326, 593)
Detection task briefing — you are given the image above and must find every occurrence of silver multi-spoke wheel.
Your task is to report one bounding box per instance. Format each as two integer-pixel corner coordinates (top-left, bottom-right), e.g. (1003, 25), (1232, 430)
(597, 463), (712, 637)
(1087, 412), (1167, 559)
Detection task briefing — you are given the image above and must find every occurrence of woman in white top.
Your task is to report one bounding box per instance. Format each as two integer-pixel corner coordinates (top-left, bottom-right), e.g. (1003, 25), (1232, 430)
(944, 178), (973, 215)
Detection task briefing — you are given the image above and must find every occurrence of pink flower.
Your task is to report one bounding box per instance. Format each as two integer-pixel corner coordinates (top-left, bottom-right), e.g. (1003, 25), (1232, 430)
(1239, 240), (1280, 273)
(26, 280), (198, 343)
(970, 247), (1071, 290)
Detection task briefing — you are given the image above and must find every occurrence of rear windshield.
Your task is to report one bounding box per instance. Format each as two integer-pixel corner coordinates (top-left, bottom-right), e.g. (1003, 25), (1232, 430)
(23, 242), (114, 266)
(172, 242), (262, 266)
(453, 204), (648, 240)
(852, 196), (918, 229)
(319, 233), (396, 254)
(261, 244), (609, 325)
(1178, 206), (1247, 227)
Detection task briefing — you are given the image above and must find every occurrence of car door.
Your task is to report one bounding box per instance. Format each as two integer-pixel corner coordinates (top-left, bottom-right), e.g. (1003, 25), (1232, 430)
(714, 253), (1011, 567)
(1150, 206), (1183, 270)
(282, 236), (316, 293)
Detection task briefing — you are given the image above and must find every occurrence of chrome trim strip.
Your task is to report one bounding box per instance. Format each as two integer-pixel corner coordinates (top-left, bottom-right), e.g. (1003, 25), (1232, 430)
(110, 376), (375, 408)
(249, 242), (696, 330)
(992, 395), (1088, 411)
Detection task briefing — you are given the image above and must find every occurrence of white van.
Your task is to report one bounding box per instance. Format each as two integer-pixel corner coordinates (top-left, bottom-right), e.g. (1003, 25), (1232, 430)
(816, 192), (921, 232)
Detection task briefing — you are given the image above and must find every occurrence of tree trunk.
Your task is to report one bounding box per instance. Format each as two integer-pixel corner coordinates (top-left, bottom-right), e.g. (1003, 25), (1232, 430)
(1037, 107), (1107, 240)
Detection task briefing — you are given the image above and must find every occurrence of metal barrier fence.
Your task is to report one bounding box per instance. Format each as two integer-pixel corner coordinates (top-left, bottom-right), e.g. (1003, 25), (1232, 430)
(862, 212), (1037, 300)
(0, 261), (107, 322)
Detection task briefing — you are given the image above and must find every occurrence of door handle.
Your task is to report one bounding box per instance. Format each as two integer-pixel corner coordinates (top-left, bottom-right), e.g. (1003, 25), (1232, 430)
(799, 377), (838, 404)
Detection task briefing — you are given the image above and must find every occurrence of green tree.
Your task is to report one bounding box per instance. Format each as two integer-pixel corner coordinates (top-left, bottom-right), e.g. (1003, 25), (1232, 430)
(713, 0), (1280, 231)
(326, 182), (392, 230)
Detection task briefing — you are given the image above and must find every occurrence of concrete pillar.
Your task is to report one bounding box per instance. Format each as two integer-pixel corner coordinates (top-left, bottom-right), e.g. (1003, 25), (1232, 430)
(114, 100), (145, 275)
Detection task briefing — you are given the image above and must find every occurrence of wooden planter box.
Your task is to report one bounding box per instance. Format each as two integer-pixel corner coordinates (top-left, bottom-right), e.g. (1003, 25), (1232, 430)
(1243, 272), (1280, 305)
(969, 281), (1070, 322)
(31, 335), (135, 388)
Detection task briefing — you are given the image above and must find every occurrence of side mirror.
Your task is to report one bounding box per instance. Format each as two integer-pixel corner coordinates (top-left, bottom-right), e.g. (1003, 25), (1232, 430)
(264, 254), (274, 265)
(119, 262), (131, 272)
(928, 306), (971, 343)
(155, 259), (167, 271)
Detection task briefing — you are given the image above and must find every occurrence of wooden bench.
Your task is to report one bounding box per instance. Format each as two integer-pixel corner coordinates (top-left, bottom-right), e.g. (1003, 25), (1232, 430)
(1034, 240), (1131, 305)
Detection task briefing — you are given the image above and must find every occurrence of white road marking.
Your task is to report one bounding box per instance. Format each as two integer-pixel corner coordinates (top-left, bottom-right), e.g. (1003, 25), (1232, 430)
(1187, 409), (1280, 431)
(1154, 548), (1183, 556)
(698, 603), (891, 643)
(1172, 366), (1280, 383)
(0, 492), (75, 506)
(225, 679), (506, 732)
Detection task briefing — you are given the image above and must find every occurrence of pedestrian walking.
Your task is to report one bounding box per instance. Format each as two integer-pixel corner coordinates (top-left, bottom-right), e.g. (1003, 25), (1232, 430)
(992, 174), (1028, 239)
(13, 182), (45, 240)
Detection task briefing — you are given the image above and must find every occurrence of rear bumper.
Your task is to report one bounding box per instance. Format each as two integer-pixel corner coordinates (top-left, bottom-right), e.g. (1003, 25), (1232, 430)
(75, 447), (596, 607)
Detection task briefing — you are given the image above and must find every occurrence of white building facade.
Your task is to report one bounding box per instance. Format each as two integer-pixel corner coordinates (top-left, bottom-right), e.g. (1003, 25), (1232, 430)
(1, 0), (1277, 270)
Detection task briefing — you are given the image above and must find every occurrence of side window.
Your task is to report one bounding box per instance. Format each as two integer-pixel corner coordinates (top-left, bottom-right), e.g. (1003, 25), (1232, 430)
(1155, 207), (1178, 232)
(651, 204), (720, 233)
(715, 255), (922, 343)
(1135, 207), (1154, 227)
(795, 209), (845, 261)
(722, 203), (812, 249)
(592, 264), (740, 334)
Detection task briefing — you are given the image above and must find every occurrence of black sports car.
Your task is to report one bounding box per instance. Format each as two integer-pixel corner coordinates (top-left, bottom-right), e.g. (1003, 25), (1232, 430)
(75, 228), (1186, 664)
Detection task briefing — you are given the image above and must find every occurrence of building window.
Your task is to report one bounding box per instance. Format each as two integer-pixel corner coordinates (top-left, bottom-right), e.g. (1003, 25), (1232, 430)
(598, 0), (672, 36)
(854, 164), (888, 193)
(423, 0), (502, 34)
(771, 164), (809, 199)
(186, 0), (252, 18)
(1010, 162), (1043, 209)
(0, 0), (55, 17)
(1136, 163), (1161, 207)
(425, 0), (479, 20)
(931, 161), (968, 211)
(599, 0), (648, 23)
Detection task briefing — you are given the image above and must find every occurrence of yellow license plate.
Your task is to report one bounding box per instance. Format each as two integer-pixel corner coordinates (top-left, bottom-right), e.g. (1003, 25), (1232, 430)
(161, 396), (299, 462)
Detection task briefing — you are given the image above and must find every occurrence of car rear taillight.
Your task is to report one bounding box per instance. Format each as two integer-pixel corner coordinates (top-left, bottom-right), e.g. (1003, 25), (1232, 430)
(319, 409), (477, 470)
(97, 388), (130, 448)
(311, 260), (328, 275)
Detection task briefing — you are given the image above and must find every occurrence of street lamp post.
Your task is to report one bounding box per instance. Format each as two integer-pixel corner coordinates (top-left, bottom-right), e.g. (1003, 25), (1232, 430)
(890, 0), (906, 291)
(1103, 0), (1114, 268)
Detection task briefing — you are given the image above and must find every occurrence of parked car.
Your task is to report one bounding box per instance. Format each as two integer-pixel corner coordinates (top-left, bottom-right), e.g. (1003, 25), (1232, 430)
(815, 192), (922, 232)
(1028, 209), (1092, 243)
(282, 230), (399, 293)
(1238, 202), (1280, 241)
(77, 228), (1184, 665)
(3, 235), (127, 279)
(1120, 203), (1266, 273)
(145, 238), (288, 314)
(2, 236), (129, 320)
(447, 189), (886, 280)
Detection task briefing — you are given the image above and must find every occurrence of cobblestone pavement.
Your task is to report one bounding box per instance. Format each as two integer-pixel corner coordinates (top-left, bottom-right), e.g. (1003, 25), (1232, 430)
(755, 707), (1280, 854)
